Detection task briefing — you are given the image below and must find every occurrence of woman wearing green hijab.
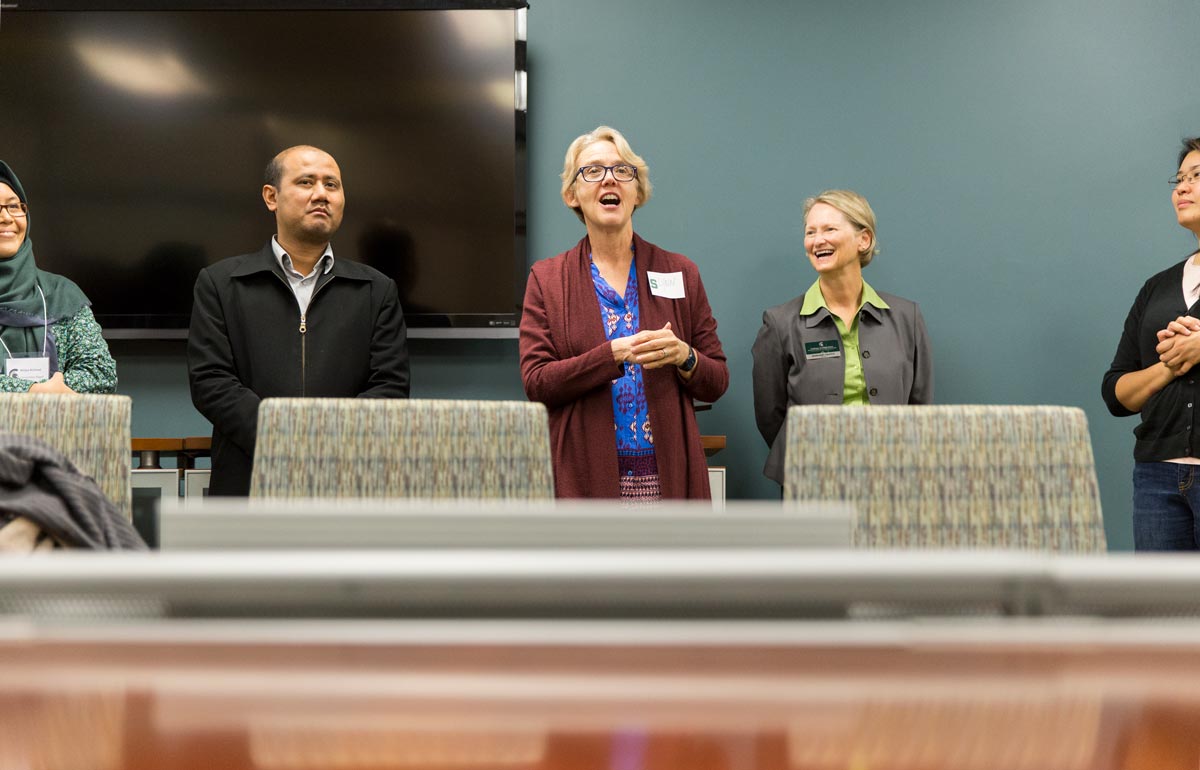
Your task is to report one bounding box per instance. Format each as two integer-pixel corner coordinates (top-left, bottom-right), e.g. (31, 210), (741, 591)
(0, 161), (115, 393)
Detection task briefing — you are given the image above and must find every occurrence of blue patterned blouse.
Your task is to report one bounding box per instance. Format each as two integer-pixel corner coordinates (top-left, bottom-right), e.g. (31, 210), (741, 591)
(590, 257), (654, 452)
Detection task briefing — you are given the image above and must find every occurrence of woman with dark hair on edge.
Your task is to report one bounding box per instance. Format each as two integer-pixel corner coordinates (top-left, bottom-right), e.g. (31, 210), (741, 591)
(0, 161), (115, 394)
(1103, 137), (1200, 550)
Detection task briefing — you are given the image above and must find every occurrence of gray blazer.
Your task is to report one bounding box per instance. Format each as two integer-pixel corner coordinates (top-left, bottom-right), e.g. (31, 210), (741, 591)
(751, 291), (933, 484)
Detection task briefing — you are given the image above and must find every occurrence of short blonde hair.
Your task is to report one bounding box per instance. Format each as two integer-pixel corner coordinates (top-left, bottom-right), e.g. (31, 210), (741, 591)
(560, 126), (653, 223)
(803, 189), (879, 267)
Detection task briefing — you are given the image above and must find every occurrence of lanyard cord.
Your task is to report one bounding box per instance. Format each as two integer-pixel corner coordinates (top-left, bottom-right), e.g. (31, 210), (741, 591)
(0, 284), (51, 360)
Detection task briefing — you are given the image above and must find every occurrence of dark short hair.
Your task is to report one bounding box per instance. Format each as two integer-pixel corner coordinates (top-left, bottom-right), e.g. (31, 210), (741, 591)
(264, 153), (286, 188)
(264, 144), (329, 187)
(1178, 137), (1200, 168)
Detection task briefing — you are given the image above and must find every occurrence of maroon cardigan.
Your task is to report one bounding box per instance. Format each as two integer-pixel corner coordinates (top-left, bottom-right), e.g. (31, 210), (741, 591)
(519, 233), (729, 499)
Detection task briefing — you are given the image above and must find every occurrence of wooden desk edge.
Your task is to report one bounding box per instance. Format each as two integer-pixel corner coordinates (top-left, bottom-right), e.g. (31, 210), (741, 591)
(701, 435), (725, 458)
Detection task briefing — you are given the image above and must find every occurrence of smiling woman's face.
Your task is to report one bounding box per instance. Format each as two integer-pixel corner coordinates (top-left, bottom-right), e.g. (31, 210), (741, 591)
(1175, 149), (1200, 236)
(803, 202), (870, 276)
(0, 182), (27, 260)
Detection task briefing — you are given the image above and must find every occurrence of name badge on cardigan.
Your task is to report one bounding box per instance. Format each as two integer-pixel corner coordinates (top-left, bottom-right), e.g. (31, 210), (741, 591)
(647, 271), (685, 298)
(804, 340), (841, 360)
(5, 355), (51, 381)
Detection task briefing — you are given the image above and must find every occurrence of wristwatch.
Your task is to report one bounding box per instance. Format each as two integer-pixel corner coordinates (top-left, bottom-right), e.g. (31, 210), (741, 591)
(679, 345), (697, 373)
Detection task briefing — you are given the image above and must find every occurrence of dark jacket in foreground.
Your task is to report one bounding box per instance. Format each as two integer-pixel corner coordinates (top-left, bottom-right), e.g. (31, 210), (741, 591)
(1102, 254), (1200, 461)
(0, 432), (145, 551)
(519, 233), (728, 499)
(752, 289), (934, 485)
(188, 242), (410, 496)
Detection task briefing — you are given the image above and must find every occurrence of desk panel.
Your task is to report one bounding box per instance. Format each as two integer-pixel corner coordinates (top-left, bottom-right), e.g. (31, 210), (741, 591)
(1, 619), (1199, 770)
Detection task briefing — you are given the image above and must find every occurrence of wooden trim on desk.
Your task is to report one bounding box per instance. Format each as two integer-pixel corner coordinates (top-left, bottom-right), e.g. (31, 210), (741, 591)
(701, 435), (725, 458)
(133, 437), (211, 470)
(131, 438), (185, 453)
(131, 438), (185, 470)
(181, 437), (212, 469)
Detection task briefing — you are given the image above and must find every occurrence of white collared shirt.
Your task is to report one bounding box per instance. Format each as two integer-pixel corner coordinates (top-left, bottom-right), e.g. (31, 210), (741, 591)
(1183, 252), (1200, 309)
(271, 236), (335, 314)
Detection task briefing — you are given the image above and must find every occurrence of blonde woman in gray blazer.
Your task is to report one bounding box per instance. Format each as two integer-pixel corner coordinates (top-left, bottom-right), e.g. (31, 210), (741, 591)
(752, 190), (933, 485)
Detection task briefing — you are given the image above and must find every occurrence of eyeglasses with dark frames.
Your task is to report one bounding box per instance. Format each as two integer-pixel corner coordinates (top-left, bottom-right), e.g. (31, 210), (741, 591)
(575, 164), (637, 183)
(0, 202), (28, 218)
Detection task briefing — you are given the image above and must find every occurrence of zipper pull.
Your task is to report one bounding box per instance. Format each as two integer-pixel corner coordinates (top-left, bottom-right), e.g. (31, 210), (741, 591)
(299, 314), (307, 334)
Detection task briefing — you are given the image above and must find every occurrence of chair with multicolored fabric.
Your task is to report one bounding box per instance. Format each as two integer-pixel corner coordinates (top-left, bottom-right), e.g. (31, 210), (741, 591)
(783, 405), (1106, 551)
(250, 398), (554, 500)
(0, 393), (132, 519)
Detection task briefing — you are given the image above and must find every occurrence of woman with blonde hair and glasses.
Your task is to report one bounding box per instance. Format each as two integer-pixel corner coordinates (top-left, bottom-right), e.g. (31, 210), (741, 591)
(752, 189), (932, 486)
(520, 126), (728, 500)
(0, 160), (115, 394)
(1103, 136), (1200, 550)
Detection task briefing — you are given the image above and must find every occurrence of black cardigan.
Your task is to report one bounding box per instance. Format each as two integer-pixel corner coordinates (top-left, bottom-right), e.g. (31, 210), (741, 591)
(1102, 254), (1200, 461)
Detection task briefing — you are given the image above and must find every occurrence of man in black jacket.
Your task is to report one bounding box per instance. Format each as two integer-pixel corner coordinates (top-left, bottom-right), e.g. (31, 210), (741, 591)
(188, 145), (410, 495)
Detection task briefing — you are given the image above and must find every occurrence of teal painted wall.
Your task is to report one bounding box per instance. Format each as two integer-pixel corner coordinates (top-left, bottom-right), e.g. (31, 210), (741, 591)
(114, 0), (1200, 550)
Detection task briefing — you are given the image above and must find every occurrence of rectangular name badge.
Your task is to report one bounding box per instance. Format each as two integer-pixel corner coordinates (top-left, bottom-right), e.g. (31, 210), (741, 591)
(804, 340), (841, 360)
(5, 355), (51, 381)
(647, 271), (685, 299)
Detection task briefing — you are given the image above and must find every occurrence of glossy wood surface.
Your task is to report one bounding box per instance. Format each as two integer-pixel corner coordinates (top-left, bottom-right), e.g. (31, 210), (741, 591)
(3, 622), (1200, 770)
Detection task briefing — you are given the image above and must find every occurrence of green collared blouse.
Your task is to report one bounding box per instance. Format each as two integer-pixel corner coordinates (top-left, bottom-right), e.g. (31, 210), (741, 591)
(798, 279), (890, 405)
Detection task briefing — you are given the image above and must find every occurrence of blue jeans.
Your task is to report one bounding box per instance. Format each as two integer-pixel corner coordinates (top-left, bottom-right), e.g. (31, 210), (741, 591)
(1133, 462), (1200, 551)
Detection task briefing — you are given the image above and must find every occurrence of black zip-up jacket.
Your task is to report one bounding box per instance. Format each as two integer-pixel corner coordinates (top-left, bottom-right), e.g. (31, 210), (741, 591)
(188, 242), (410, 495)
(1102, 254), (1200, 462)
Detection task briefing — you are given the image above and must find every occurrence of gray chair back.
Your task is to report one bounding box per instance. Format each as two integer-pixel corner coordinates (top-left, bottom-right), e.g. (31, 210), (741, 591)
(0, 394), (132, 519)
(251, 398), (554, 500)
(783, 404), (1106, 551)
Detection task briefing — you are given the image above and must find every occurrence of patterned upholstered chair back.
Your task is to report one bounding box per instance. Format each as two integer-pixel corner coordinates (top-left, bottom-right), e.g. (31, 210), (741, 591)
(250, 398), (554, 500)
(783, 405), (1106, 551)
(0, 394), (132, 519)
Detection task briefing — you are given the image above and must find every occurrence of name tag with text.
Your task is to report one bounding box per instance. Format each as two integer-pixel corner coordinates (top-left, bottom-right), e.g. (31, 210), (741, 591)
(804, 340), (841, 360)
(6, 356), (51, 381)
(647, 271), (685, 299)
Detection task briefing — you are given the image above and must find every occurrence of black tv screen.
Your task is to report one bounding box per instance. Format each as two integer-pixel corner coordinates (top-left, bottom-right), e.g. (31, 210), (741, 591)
(0, 1), (527, 338)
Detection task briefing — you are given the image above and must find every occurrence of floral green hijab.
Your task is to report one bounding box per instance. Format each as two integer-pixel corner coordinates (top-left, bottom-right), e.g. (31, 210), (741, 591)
(0, 160), (90, 368)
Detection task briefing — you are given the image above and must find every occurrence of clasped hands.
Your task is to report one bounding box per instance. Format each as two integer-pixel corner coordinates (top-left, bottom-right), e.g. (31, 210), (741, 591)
(28, 372), (76, 394)
(611, 322), (688, 370)
(1157, 316), (1200, 375)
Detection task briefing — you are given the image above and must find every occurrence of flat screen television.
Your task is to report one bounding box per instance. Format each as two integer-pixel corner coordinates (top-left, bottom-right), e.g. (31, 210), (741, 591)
(0, 0), (527, 338)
